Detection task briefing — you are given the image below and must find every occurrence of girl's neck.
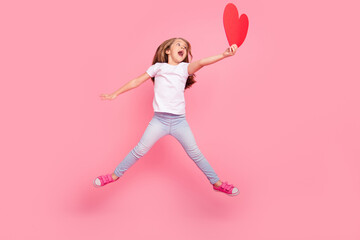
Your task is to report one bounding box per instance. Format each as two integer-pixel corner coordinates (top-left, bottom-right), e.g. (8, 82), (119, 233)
(167, 55), (181, 65)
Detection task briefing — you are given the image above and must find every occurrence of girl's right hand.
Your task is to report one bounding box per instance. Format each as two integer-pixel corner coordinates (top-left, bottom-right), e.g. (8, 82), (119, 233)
(223, 44), (238, 57)
(100, 93), (117, 100)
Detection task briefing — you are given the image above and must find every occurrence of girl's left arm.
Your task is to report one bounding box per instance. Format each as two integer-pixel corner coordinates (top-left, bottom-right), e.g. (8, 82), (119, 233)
(188, 44), (238, 75)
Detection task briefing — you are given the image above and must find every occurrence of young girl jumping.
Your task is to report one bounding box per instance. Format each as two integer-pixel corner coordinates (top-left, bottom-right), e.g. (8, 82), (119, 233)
(94, 37), (239, 196)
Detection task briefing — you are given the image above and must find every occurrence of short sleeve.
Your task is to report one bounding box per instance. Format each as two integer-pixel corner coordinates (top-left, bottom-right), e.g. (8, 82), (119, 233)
(146, 63), (161, 78)
(180, 62), (190, 77)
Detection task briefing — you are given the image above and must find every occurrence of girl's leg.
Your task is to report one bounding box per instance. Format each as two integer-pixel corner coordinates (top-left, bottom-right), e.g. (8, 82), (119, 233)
(113, 115), (168, 178)
(170, 117), (220, 185)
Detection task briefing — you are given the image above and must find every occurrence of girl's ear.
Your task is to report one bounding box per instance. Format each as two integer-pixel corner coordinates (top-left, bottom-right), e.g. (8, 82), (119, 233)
(165, 49), (170, 55)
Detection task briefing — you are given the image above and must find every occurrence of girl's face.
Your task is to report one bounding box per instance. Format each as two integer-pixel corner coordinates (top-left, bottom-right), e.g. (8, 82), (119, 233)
(166, 39), (188, 64)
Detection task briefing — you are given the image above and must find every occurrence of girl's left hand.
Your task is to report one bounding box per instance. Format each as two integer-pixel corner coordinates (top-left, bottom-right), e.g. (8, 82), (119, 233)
(223, 44), (238, 57)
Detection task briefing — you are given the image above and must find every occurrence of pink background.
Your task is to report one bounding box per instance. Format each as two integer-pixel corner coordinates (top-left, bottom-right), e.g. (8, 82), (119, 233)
(1, 0), (359, 239)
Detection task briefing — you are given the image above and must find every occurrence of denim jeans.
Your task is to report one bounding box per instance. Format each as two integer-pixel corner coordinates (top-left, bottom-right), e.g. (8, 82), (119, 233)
(114, 112), (220, 184)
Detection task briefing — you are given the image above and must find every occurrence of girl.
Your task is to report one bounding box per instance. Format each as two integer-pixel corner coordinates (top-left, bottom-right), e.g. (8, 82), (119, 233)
(94, 37), (239, 196)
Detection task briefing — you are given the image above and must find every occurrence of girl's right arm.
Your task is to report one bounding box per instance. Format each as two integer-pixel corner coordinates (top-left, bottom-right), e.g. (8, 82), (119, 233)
(100, 72), (151, 100)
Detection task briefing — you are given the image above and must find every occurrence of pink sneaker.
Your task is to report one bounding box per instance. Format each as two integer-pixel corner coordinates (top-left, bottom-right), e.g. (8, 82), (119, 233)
(93, 174), (117, 187)
(213, 181), (239, 196)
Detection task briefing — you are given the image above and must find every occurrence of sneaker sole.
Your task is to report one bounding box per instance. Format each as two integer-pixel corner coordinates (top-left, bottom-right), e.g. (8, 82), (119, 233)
(213, 189), (240, 196)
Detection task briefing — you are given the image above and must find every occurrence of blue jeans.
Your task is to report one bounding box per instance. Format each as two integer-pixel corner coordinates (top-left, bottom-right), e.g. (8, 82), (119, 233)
(114, 112), (220, 184)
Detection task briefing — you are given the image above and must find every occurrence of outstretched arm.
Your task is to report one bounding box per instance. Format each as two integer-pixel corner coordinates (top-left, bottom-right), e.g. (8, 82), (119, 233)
(188, 44), (238, 75)
(100, 72), (151, 100)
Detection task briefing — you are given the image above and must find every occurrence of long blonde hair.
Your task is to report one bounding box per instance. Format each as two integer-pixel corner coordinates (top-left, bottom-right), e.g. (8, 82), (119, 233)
(151, 37), (196, 89)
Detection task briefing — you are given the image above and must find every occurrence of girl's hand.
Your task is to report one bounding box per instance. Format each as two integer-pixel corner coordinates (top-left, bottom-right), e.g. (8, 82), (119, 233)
(223, 44), (238, 57)
(100, 93), (117, 100)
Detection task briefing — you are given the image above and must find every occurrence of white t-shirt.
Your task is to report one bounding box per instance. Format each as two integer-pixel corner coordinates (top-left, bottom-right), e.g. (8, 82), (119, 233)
(146, 62), (190, 115)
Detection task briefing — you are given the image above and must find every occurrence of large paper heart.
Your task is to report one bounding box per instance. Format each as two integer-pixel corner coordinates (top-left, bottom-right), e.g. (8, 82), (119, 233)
(223, 3), (249, 47)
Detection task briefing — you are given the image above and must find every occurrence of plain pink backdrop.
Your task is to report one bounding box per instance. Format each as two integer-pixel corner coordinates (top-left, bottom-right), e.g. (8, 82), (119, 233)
(1, 0), (359, 239)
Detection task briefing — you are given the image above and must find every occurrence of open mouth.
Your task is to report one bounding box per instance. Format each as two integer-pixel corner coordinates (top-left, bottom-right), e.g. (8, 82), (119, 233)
(178, 51), (184, 57)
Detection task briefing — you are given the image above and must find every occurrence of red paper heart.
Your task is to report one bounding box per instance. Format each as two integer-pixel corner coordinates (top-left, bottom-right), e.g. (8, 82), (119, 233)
(223, 3), (249, 47)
